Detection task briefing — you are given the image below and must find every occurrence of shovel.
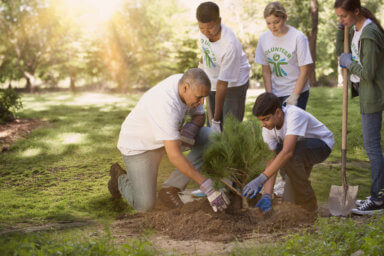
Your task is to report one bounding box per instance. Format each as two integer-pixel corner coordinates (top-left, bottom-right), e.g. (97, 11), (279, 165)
(328, 27), (358, 216)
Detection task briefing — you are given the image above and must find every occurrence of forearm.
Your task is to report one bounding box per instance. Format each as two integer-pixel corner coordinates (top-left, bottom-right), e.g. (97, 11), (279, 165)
(263, 150), (293, 178)
(262, 65), (272, 93)
(165, 141), (206, 185)
(214, 80), (228, 121)
(190, 113), (205, 127)
(292, 65), (310, 95)
(262, 158), (277, 194)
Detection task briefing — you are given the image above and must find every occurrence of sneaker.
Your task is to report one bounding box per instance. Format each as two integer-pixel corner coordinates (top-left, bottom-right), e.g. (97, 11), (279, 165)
(352, 198), (384, 215)
(355, 196), (371, 207)
(108, 163), (126, 199)
(158, 187), (184, 209)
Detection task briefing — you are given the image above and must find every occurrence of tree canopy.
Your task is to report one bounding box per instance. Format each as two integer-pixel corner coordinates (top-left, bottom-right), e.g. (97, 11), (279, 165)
(0, 0), (383, 91)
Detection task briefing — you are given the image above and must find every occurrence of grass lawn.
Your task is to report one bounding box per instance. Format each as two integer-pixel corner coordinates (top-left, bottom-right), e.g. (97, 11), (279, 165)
(0, 87), (383, 255)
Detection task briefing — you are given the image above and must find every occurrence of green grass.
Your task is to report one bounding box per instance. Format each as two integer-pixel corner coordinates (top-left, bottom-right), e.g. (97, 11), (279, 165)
(0, 88), (382, 255)
(0, 92), (174, 226)
(0, 227), (164, 256)
(232, 214), (384, 256)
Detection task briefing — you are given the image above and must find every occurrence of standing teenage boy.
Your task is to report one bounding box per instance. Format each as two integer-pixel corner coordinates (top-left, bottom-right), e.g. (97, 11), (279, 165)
(196, 1), (250, 132)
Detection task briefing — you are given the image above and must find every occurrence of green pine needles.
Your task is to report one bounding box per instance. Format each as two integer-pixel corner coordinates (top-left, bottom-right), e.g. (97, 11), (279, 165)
(202, 115), (272, 208)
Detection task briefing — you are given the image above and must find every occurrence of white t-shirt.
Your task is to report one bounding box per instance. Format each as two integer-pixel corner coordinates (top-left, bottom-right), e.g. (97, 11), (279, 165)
(199, 24), (250, 91)
(117, 74), (204, 156)
(262, 105), (334, 151)
(350, 19), (372, 83)
(255, 26), (313, 97)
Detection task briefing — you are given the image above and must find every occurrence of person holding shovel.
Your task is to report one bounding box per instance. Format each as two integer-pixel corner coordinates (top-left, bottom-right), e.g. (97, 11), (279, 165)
(255, 1), (313, 110)
(109, 68), (229, 212)
(196, 1), (250, 132)
(335, 0), (384, 215)
(242, 92), (334, 213)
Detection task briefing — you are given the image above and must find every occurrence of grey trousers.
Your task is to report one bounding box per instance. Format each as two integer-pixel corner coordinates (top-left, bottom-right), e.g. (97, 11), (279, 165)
(207, 80), (249, 128)
(118, 126), (213, 212)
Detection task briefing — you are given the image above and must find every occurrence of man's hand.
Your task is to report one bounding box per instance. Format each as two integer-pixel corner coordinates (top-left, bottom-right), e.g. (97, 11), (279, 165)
(180, 122), (200, 148)
(339, 53), (353, 69)
(242, 173), (268, 199)
(200, 178), (230, 212)
(285, 93), (300, 106)
(211, 119), (221, 133)
(255, 193), (272, 213)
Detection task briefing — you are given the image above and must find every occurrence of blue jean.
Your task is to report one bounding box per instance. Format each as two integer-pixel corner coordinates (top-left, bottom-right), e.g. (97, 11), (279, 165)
(118, 126), (213, 212)
(276, 138), (331, 205)
(207, 80), (249, 128)
(361, 111), (384, 201)
(279, 90), (310, 110)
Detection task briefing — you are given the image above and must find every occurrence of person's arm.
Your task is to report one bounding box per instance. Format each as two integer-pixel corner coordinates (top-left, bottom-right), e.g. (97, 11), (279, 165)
(213, 80), (228, 121)
(190, 113), (205, 127)
(164, 140), (206, 185)
(262, 154), (277, 194)
(292, 64), (310, 95)
(261, 65), (272, 93)
(350, 38), (381, 81)
(263, 135), (298, 178)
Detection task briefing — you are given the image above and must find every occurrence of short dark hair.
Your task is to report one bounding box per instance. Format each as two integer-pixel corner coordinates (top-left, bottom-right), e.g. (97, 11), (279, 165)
(253, 92), (282, 117)
(196, 2), (220, 23)
(179, 68), (211, 90)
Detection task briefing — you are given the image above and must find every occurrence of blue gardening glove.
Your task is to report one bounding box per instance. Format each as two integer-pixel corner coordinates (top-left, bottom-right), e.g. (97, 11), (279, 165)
(256, 193), (272, 213)
(180, 122), (200, 148)
(242, 173), (268, 199)
(200, 178), (230, 212)
(339, 53), (353, 69)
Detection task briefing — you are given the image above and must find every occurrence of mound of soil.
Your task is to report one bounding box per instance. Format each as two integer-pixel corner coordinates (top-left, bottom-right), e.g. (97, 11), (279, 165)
(0, 118), (47, 152)
(113, 197), (316, 242)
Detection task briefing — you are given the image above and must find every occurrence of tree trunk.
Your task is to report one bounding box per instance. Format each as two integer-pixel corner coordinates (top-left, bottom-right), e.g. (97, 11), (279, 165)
(70, 74), (76, 93)
(24, 72), (35, 93)
(308, 0), (318, 87)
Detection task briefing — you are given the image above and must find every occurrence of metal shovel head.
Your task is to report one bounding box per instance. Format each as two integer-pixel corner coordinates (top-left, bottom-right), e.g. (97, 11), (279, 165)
(328, 185), (359, 216)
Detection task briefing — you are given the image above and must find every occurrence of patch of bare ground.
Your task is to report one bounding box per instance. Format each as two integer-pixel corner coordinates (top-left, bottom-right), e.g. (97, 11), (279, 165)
(0, 118), (48, 153)
(110, 196), (317, 255)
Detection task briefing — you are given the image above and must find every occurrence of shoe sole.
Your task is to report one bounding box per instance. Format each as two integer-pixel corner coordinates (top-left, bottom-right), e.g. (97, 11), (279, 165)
(351, 208), (384, 215)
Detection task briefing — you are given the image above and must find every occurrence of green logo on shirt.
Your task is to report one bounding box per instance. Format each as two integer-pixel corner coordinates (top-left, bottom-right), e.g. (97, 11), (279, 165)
(268, 54), (288, 77)
(201, 39), (216, 68)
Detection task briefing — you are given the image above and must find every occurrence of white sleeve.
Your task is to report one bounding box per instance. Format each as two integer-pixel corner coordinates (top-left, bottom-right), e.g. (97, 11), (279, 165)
(286, 109), (308, 137)
(147, 101), (180, 141)
(217, 44), (241, 82)
(296, 34), (313, 66)
(255, 37), (268, 65)
(262, 128), (277, 151)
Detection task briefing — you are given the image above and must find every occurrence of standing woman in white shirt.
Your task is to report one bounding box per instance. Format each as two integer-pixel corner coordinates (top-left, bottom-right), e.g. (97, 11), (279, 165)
(255, 2), (313, 110)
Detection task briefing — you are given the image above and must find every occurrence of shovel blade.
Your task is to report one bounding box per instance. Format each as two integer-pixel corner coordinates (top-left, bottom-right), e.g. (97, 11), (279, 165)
(328, 185), (359, 216)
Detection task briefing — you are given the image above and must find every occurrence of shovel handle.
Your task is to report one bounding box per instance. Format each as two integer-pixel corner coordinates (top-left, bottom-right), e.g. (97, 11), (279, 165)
(342, 28), (349, 191)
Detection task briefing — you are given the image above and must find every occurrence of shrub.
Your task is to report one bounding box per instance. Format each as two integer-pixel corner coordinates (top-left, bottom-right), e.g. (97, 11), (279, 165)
(0, 88), (23, 123)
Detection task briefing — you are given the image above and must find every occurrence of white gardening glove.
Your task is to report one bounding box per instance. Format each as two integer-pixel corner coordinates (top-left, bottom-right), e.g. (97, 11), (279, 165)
(200, 178), (230, 212)
(211, 119), (221, 133)
(285, 93), (300, 106)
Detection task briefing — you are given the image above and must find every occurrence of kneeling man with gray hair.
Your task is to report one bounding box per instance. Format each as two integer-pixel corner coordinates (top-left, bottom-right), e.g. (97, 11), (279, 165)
(110, 68), (229, 212)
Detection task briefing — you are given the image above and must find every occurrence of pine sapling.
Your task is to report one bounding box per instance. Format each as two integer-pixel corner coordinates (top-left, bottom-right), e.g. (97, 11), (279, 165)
(202, 116), (272, 209)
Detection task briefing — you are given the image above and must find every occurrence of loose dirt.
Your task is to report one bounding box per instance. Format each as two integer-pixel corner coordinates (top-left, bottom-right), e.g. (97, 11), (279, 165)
(0, 118), (48, 153)
(111, 196), (316, 243)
